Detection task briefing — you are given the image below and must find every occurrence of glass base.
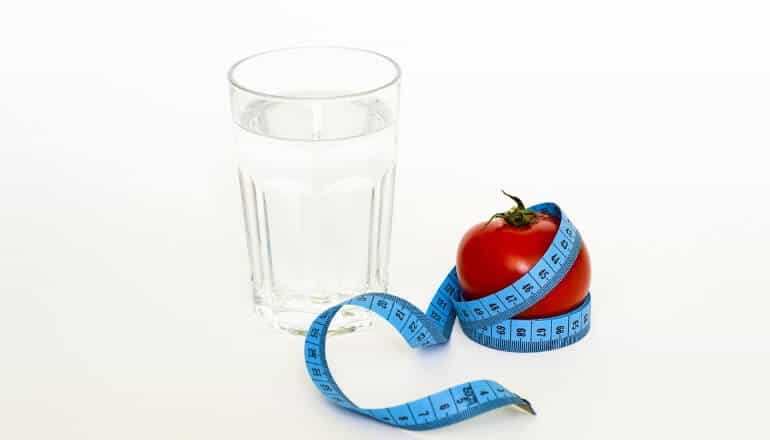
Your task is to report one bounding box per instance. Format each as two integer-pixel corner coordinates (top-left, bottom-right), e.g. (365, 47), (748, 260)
(255, 304), (373, 336)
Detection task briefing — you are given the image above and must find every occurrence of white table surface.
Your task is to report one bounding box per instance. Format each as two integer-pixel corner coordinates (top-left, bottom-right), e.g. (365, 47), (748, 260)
(3, 167), (769, 439)
(3, 2), (770, 437)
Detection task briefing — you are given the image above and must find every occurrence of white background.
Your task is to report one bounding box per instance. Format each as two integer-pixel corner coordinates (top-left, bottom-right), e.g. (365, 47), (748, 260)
(2, 1), (770, 438)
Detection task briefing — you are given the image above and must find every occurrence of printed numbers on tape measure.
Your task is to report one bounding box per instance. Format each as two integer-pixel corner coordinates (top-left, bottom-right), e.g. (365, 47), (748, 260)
(502, 291), (523, 306)
(479, 295), (502, 314)
(405, 315), (422, 335)
(303, 202), (590, 430)
(349, 294), (373, 308)
(551, 317), (569, 340)
(387, 303), (412, 332)
(389, 405), (415, 426)
(408, 399), (437, 423)
(532, 260), (554, 286)
(532, 323), (550, 341)
(513, 274), (540, 300)
(431, 390), (459, 417)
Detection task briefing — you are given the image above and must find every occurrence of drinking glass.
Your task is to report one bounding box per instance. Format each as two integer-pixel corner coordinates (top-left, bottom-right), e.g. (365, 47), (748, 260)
(229, 47), (401, 335)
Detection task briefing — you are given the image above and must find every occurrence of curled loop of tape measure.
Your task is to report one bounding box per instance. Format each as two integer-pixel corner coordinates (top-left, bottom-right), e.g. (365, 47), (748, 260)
(304, 202), (591, 430)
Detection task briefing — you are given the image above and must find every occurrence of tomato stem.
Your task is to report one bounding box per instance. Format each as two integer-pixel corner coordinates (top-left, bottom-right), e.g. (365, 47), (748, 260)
(487, 190), (539, 227)
(501, 190), (526, 210)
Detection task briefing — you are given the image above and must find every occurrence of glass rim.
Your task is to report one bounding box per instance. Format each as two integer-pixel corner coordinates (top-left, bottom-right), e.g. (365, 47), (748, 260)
(228, 46), (401, 101)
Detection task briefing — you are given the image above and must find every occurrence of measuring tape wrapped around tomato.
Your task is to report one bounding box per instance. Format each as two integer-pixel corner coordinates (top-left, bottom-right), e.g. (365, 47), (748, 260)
(304, 193), (592, 430)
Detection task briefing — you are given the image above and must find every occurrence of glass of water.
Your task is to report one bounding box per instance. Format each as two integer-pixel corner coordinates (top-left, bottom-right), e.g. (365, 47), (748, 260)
(229, 47), (401, 335)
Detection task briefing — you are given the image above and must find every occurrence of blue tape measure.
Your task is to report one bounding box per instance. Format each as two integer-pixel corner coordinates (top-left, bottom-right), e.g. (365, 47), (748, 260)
(304, 202), (591, 430)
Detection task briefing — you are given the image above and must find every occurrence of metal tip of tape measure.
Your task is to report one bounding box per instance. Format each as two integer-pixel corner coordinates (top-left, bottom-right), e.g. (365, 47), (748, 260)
(514, 400), (536, 415)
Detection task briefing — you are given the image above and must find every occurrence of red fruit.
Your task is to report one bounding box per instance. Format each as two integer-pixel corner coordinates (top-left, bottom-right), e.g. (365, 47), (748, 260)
(456, 192), (591, 319)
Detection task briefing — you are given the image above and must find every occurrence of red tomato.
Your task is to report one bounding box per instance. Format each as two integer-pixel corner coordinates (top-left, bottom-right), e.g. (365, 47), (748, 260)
(456, 194), (590, 319)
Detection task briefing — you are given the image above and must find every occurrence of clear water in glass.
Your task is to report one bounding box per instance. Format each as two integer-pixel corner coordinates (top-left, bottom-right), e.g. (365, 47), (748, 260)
(235, 96), (397, 334)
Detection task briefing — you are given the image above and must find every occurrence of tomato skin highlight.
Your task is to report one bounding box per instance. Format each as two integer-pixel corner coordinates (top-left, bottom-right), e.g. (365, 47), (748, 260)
(456, 215), (591, 319)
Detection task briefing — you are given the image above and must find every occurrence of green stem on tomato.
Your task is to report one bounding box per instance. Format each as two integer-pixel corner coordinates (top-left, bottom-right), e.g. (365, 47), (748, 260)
(487, 190), (539, 227)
